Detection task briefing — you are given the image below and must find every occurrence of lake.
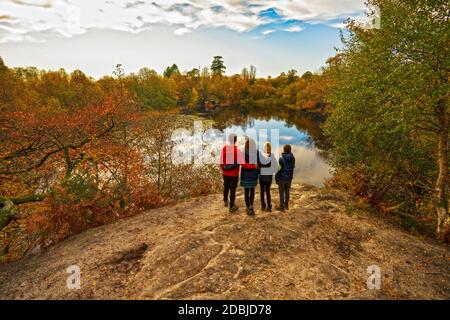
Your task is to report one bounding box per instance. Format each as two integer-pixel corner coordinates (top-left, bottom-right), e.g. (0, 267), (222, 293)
(202, 106), (333, 187)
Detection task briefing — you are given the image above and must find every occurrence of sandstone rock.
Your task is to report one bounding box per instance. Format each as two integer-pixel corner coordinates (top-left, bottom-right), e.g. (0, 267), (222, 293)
(0, 184), (448, 300)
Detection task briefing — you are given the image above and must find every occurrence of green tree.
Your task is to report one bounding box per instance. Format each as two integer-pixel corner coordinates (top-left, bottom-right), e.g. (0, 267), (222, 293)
(249, 65), (256, 84)
(186, 68), (200, 79)
(0, 56), (7, 73)
(287, 69), (298, 83)
(324, 0), (449, 240)
(163, 64), (180, 78)
(131, 67), (177, 110)
(241, 67), (249, 81)
(210, 56), (226, 77)
(301, 71), (313, 80)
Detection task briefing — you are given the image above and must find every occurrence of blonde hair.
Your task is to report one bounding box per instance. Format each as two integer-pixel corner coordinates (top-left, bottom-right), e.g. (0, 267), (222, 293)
(264, 142), (272, 154)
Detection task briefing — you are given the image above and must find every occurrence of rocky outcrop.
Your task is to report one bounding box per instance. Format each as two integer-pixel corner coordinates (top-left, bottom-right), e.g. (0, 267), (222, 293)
(0, 184), (449, 299)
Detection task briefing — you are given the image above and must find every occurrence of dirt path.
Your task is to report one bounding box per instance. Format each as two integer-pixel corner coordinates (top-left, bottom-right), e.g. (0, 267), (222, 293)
(0, 184), (449, 299)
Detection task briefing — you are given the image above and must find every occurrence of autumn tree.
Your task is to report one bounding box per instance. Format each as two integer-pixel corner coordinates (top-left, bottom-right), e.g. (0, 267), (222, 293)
(0, 62), (144, 257)
(295, 73), (330, 111)
(0, 59), (227, 259)
(324, 0), (449, 240)
(128, 67), (178, 110)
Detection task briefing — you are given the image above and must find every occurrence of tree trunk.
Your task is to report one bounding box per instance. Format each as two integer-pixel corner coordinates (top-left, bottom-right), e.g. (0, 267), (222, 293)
(11, 194), (46, 204)
(0, 194), (46, 231)
(435, 97), (449, 241)
(63, 147), (74, 179)
(0, 196), (17, 231)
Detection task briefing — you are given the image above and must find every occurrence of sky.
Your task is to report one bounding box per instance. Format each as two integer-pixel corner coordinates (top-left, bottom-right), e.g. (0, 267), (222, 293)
(0, 0), (370, 78)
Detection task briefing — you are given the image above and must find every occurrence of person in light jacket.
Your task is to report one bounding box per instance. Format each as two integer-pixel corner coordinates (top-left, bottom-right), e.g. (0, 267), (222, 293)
(258, 142), (278, 212)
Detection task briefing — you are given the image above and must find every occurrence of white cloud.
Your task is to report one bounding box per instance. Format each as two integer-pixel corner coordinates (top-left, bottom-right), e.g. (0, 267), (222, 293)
(257, 0), (365, 21)
(328, 22), (346, 29)
(279, 135), (296, 142)
(174, 27), (191, 35)
(0, 0), (367, 43)
(284, 26), (303, 32)
(261, 29), (275, 35)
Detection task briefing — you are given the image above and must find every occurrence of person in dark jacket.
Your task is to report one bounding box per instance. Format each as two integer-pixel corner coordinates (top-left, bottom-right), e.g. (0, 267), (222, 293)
(240, 138), (259, 215)
(258, 142), (278, 212)
(275, 144), (295, 211)
(220, 134), (256, 213)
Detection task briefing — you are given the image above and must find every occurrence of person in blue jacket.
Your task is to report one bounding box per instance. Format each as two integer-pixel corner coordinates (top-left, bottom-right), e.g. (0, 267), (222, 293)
(275, 144), (295, 211)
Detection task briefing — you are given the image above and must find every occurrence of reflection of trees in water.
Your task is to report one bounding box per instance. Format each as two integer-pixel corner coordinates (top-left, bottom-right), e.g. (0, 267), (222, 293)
(204, 105), (330, 151)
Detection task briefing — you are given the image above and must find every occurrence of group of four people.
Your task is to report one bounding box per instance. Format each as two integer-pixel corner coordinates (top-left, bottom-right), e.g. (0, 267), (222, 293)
(220, 134), (296, 215)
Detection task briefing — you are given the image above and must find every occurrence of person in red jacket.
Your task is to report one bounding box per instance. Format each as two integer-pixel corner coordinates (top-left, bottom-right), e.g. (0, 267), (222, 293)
(220, 134), (257, 213)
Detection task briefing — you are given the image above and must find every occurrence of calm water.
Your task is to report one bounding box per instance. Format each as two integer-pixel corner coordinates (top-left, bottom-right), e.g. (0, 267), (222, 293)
(203, 106), (333, 187)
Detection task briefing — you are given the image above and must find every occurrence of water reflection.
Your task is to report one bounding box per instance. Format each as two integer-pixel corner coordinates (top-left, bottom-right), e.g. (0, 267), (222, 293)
(200, 106), (333, 187)
(287, 145), (333, 187)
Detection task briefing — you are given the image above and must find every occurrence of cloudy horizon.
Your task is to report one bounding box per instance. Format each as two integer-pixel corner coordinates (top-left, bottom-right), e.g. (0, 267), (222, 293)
(0, 0), (370, 78)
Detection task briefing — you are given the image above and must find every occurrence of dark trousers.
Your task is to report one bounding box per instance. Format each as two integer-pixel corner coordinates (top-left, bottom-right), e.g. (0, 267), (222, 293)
(278, 180), (292, 207)
(244, 188), (255, 208)
(260, 180), (272, 208)
(223, 175), (238, 207)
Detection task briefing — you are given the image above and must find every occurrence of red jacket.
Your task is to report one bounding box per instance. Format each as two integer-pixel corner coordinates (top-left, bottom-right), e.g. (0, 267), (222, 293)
(220, 145), (256, 177)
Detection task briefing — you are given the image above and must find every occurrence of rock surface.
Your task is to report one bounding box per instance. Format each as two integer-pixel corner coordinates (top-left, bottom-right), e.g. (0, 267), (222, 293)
(0, 184), (449, 299)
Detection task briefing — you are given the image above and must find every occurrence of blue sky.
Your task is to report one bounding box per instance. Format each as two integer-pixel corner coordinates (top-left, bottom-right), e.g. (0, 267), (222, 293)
(0, 1), (369, 78)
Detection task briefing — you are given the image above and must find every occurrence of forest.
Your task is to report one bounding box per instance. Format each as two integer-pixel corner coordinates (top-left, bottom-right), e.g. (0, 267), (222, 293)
(0, 53), (327, 261)
(0, 0), (448, 264)
(324, 0), (449, 241)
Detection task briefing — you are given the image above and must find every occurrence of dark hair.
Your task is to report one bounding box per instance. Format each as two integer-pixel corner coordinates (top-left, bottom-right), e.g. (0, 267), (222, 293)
(283, 144), (292, 153)
(228, 133), (237, 145)
(245, 137), (256, 153)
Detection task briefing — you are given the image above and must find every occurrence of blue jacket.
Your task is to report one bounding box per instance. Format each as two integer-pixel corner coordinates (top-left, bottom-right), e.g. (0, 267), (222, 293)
(278, 152), (295, 182)
(240, 150), (259, 183)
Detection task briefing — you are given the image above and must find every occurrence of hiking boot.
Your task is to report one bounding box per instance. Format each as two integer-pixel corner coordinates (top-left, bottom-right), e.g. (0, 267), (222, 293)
(267, 206), (272, 212)
(224, 200), (229, 207)
(285, 203), (289, 210)
(275, 205), (285, 212)
(247, 207), (255, 216)
(229, 205), (238, 213)
(261, 205), (266, 211)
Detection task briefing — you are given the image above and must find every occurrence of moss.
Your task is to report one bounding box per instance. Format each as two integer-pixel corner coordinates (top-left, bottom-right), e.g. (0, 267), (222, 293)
(0, 196), (18, 231)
